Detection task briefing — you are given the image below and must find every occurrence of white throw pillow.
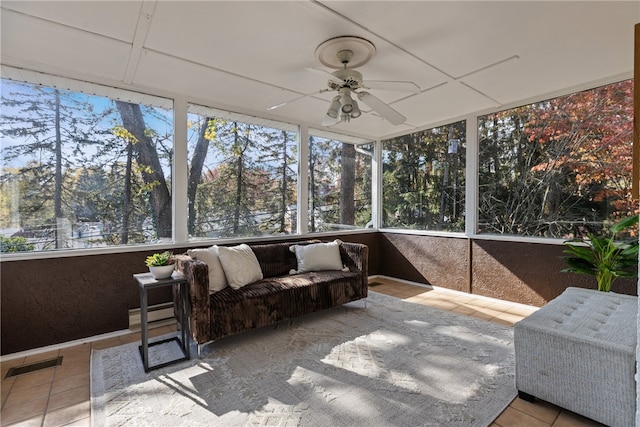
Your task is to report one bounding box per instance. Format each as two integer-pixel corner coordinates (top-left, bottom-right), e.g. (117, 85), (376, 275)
(290, 239), (345, 273)
(187, 246), (228, 292)
(217, 244), (263, 290)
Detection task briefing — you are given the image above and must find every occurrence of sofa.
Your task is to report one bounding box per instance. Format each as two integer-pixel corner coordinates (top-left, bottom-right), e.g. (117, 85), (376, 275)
(514, 287), (637, 427)
(174, 239), (369, 349)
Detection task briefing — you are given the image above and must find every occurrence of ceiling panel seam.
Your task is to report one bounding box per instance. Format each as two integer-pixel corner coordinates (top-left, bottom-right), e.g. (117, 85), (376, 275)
(140, 47), (331, 107)
(0, 6), (130, 45)
(123, 0), (157, 84)
(311, 0), (456, 81)
(310, 0), (523, 109)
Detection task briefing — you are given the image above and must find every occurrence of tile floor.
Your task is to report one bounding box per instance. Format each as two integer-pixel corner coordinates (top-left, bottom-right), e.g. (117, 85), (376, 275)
(0, 278), (604, 427)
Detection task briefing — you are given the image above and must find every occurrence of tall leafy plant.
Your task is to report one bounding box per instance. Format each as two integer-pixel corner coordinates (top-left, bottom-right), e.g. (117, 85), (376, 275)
(562, 215), (639, 292)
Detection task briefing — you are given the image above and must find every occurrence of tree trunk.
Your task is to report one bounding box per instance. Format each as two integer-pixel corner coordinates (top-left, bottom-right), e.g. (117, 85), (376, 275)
(278, 130), (288, 233)
(340, 143), (356, 225)
(54, 90), (63, 248)
(187, 119), (211, 235)
(115, 101), (172, 238)
(233, 123), (243, 235)
(439, 127), (453, 229)
(309, 137), (316, 232)
(121, 140), (133, 244)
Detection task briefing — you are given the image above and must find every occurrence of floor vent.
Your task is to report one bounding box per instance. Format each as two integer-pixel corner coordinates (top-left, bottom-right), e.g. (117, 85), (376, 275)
(5, 356), (63, 378)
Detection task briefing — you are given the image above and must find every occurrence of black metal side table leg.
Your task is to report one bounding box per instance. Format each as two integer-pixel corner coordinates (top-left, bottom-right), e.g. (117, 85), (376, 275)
(139, 285), (150, 372)
(176, 281), (190, 358)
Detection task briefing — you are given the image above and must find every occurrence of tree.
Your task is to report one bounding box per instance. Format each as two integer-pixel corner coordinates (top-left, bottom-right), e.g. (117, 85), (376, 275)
(340, 143), (356, 225)
(115, 101), (172, 239)
(1, 82), (110, 248)
(478, 80), (634, 238)
(309, 136), (340, 231)
(188, 116), (298, 238)
(308, 136), (371, 232)
(193, 120), (259, 237)
(256, 129), (297, 234)
(383, 122), (465, 231)
(0, 236), (34, 252)
(187, 117), (213, 236)
(309, 136), (318, 231)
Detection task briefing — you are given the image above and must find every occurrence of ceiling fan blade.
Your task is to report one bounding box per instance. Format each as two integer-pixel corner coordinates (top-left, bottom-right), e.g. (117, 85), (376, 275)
(364, 80), (421, 93)
(304, 67), (345, 86)
(267, 94), (308, 111)
(322, 113), (340, 127)
(357, 92), (406, 125)
(267, 90), (328, 111)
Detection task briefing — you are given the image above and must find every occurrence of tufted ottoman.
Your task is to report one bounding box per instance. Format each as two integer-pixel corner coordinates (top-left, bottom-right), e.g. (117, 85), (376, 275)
(514, 287), (637, 427)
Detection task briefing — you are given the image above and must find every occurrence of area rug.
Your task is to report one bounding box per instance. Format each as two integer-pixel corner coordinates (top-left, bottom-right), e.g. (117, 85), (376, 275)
(91, 291), (516, 427)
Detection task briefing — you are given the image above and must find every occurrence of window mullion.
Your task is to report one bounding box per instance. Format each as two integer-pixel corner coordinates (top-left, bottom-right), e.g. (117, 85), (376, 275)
(372, 139), (382, 229)
(173, 98), (189, 244)
(466, 115), (478, 238)
(298, 125), (309, 235)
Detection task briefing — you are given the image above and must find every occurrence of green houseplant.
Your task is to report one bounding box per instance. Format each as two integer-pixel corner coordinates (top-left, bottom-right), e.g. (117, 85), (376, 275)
(562, 215), (639, 292)
(145, 251), (175, 279)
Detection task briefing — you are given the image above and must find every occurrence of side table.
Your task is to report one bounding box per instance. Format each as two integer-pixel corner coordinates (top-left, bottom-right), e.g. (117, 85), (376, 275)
(133, 272), (191, 372)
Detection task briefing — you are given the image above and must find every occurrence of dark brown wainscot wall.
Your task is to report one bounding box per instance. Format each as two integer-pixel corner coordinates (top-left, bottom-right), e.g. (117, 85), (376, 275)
(380, 232), (637, 307)
(1, 232), (379, 355)
(2, 230), (636, 356)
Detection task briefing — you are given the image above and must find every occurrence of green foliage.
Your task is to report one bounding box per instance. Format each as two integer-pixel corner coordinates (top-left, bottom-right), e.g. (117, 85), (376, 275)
(0, 236), (35, 252)
(1, 79), (174, 250)
(308, 137), (372, 232)
(562, 215), (639, 292)
(478, 80), (634, 238)
(382, 122), (465, 231)
(145, 251), (174, 267)
(191, 118), (299, 238)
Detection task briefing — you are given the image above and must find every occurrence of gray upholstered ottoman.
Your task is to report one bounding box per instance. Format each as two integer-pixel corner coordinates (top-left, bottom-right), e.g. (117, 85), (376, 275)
(514, 287), (637, 427)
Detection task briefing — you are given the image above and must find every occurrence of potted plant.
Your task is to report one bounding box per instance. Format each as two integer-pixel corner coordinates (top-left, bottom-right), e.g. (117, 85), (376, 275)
(562, 215), (639, 292)
(145, 251), (175, 279)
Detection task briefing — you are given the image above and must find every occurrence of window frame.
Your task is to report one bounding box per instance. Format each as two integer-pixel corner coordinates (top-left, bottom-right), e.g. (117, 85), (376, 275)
(380, 120), (467, 233)
(307, 130), (374, 233)
(475, 79), (635, 242)
(0, 74), (176, 255)
(0, 65), (632, 261)
(185, 103), (301, 240)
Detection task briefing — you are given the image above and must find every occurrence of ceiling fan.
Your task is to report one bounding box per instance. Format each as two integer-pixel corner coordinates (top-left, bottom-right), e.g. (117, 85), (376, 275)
(269, 36), (421, 126)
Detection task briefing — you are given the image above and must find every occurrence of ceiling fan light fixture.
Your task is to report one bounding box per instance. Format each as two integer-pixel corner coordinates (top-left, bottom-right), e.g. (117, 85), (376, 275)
(327, 96), (341, 118)
(350, 99), (361, 118)
(339, 87), (353, 114)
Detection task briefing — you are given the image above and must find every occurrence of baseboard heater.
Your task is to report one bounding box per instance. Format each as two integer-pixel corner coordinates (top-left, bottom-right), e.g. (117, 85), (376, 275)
(128, 302), (175, 329)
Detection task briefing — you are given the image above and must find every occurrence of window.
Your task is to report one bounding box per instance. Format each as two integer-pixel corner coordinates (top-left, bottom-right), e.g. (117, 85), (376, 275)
(308, 132), (372, 232)
(477, 80), (634, 239)
(382, 121), (466, 231)
(0, 78), (173, 252)
(187, 104), (298, 239)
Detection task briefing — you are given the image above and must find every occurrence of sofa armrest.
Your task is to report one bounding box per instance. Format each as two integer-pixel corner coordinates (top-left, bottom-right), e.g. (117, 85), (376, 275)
(174, 254), (212, 344)
(340, 242), (369, 281)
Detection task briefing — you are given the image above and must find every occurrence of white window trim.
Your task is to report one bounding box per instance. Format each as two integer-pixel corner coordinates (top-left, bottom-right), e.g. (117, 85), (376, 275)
(297, 125), (309, 235)
(173, 97), (189, 244)
(0, 66), (631, 261)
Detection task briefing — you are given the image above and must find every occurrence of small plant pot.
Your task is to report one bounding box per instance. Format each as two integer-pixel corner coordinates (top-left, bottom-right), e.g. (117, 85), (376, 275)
(149, 264), (175, 279)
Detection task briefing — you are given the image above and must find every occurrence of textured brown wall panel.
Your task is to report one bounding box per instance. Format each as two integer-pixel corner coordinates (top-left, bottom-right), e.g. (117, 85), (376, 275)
(4, 231), (635, 355)
(379, 233), (469, 292)
(1, 232), (379, 355)
(378, 234), (637, 307)
(472, 240), (637, 306)
(1, 250), (174, 355)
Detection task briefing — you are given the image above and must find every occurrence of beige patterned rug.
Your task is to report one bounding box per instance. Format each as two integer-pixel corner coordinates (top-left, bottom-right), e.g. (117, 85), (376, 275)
(91, 291), (516, 427)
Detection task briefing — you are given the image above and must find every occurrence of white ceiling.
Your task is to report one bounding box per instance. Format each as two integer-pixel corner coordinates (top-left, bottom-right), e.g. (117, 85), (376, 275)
(1, 1), (638, 141)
